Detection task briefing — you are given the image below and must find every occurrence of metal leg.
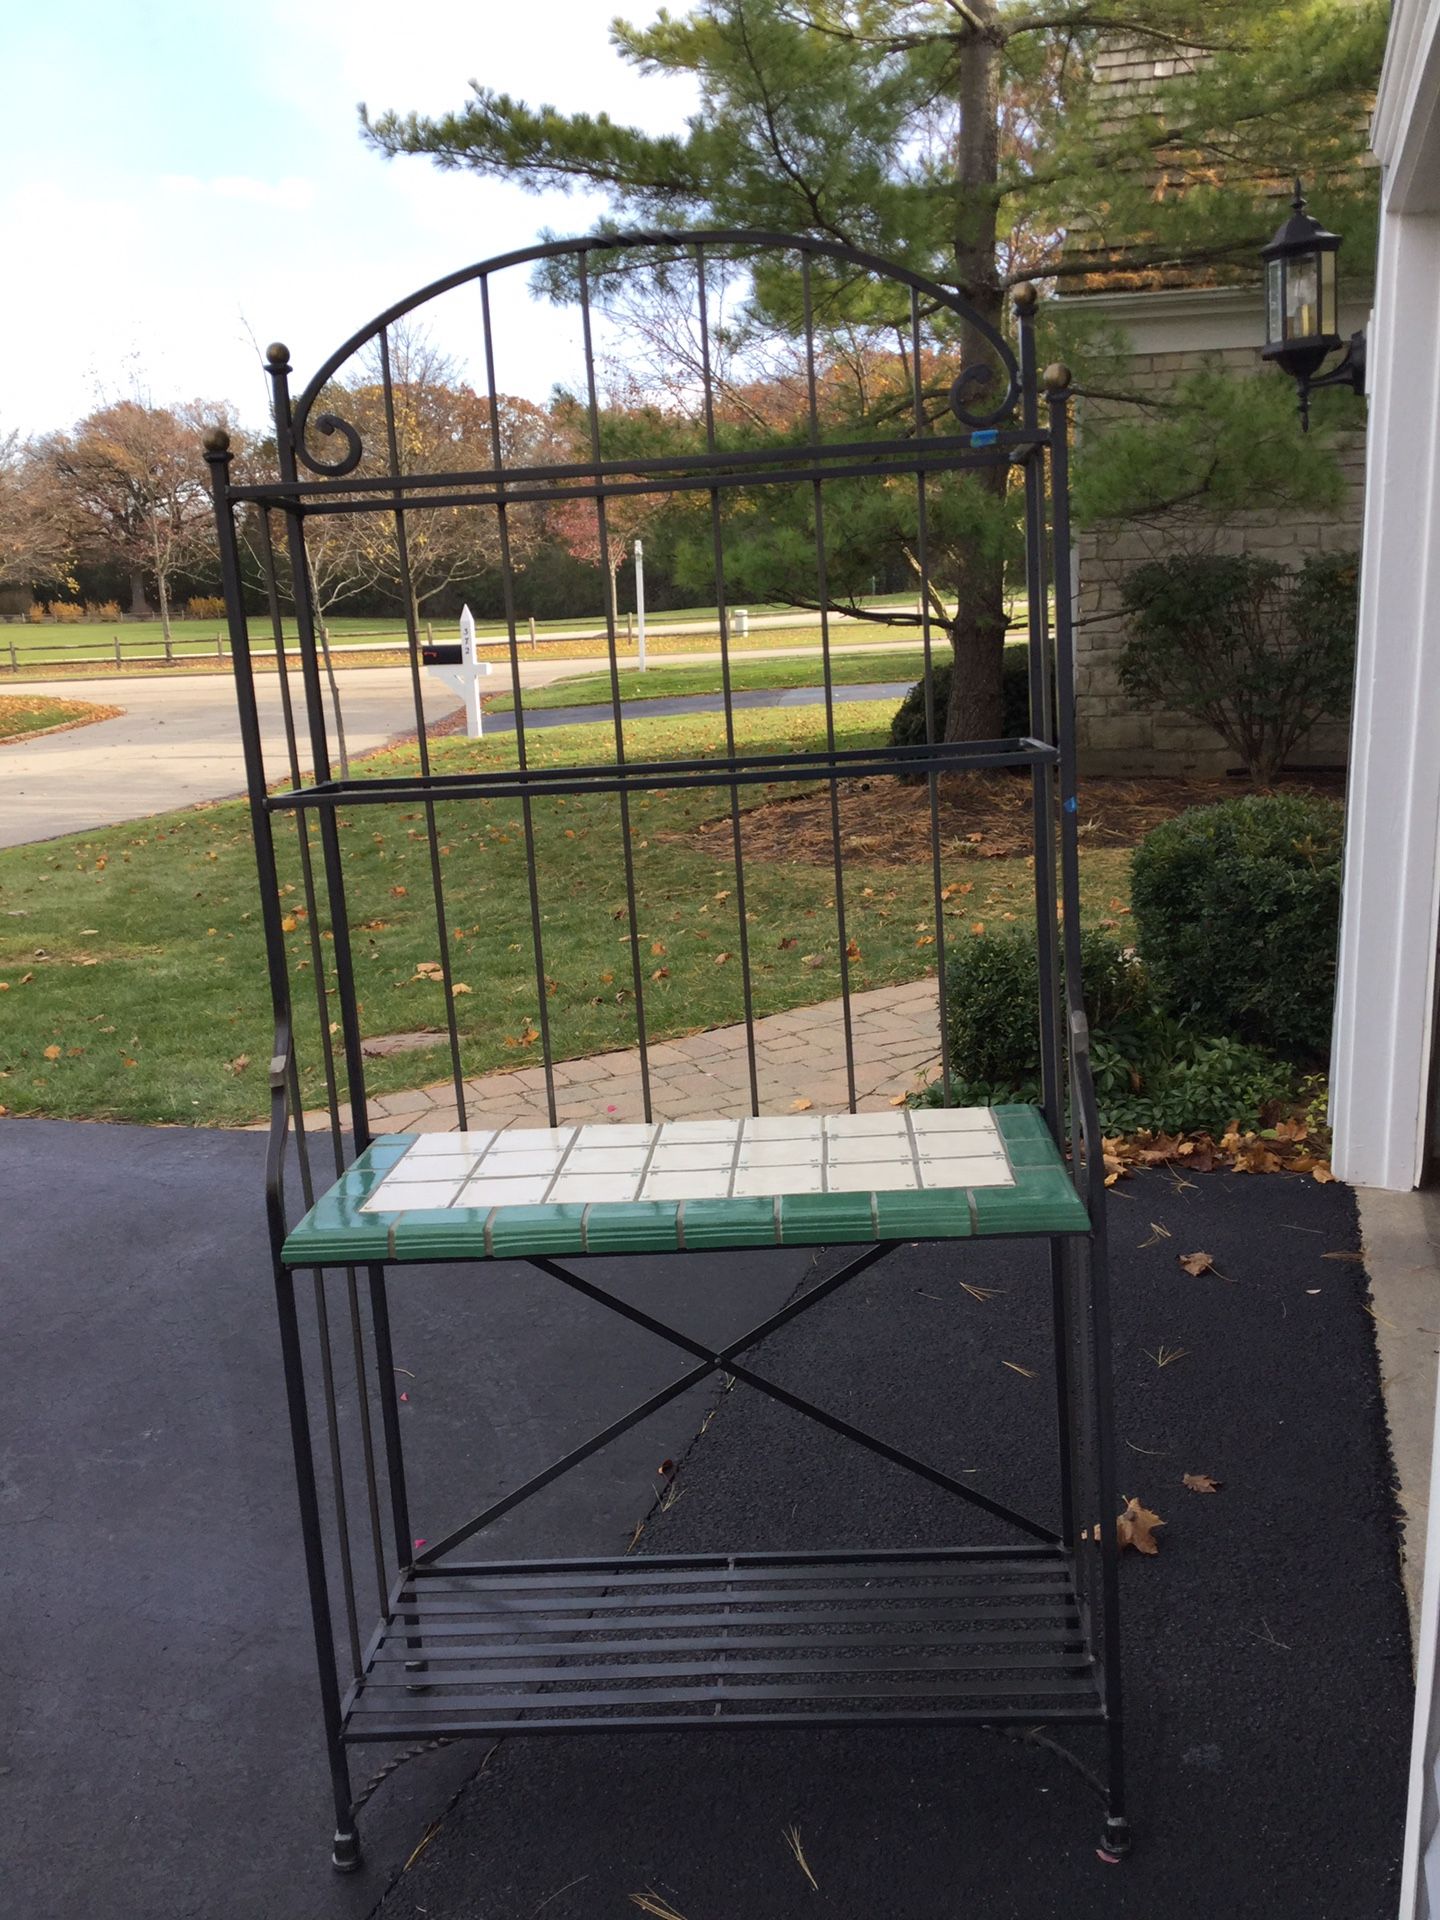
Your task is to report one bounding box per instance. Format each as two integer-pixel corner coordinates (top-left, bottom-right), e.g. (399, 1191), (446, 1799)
(1080, 1229), (1129, 1858)
(273, 1264), (361, 1870)
(365, 1265), (427, 1688)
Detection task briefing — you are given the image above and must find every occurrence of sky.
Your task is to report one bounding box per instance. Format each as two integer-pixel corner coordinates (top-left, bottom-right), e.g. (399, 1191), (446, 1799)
(0, 0), (699, 437)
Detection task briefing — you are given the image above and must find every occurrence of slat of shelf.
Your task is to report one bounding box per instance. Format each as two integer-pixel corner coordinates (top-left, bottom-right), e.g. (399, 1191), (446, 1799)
(361, 1648), (1091, 1688)
(370, 1621), (1082, 1662)
(350, 1673), (1099, 1716)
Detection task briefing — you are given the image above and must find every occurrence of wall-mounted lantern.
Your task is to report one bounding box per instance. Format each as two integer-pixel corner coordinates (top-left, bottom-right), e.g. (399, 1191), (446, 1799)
(1261, 179), (1366, 430)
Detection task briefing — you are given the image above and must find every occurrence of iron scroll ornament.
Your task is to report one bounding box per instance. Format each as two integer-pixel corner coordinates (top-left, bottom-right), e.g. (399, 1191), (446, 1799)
(285, 228), (1024, 475)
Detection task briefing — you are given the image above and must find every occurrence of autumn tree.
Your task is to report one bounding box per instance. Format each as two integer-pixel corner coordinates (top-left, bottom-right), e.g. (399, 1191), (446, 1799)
(364, 0), (1384, 740)
(38, 398), (230, 637)
(0, 430), (73, 594)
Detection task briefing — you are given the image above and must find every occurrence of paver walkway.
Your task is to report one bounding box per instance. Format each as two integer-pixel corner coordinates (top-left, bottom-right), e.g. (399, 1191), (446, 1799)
(308, 980), (943, 1134)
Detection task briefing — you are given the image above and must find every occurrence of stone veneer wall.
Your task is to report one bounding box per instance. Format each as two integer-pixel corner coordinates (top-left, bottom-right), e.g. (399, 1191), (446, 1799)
(1073, 339), (1367, 776)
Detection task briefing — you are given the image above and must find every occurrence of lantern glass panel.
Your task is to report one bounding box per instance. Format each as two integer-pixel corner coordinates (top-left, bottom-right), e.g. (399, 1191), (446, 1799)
(1320, 248), (1338, 338)
(1286, 252), (1320, 341)
(1266, 258), (1284, 346)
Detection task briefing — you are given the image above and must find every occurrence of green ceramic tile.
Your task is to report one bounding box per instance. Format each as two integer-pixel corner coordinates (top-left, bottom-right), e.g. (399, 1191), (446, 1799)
(583, 1202), (682, 1254)
(873, 1189), (972, 1240)
(972, 1165), (1089, 1235)
(355, 1136), (416, 1172)
(486, 1204), (588, 1259)
(993, 1104), (1051, 1144)
(391, 1207), (493, 1260)
(681, 1197), (778, 1249)
(1003, 1133), (1065, 1168)
(777, 1192), (876, 1246)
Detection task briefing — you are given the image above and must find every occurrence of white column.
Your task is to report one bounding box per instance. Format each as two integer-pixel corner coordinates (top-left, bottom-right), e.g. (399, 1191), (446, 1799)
(1329, 209), (1440, 1193)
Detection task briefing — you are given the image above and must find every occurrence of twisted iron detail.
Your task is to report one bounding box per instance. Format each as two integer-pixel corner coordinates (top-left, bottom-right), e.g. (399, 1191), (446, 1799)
(294, 409), (364, 478)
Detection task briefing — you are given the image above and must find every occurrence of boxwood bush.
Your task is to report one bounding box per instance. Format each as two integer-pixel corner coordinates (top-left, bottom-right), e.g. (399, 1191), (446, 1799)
(889, 646), (1032, 769)
(1129, 793), (1344, 1063)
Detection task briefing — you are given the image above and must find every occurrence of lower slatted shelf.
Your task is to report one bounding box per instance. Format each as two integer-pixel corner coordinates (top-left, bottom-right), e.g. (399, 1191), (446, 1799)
(341, 1547), (1103, 1741)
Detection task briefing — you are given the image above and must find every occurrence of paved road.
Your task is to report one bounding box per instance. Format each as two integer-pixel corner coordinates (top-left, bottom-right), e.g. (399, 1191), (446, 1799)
(0, 647), (920, 849)
(484, 677), (912, 733)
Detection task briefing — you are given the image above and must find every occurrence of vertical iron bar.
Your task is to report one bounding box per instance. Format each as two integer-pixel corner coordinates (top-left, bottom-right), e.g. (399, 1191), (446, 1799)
(258, 508), (343, 1181)
(267, 352), (372, 1153)
(274, 1266), (360, 1863)
(1081, 1226), (1128, 1846)
(378, 326), (468, 1127)
(801, 253), (858, 1111)
(1017, 305), (1063, 1145)
(366, 1264), (414, 1567)
(695, 243), (760, 1114)
(346, 1270), (390, 1615)
(1048, 382), (1085, 1177)
(579, 252), (652, 1120)
(909, 287), (953, 1107)
(479, 274), (558, 1125)
(255, 508), (364, 1671)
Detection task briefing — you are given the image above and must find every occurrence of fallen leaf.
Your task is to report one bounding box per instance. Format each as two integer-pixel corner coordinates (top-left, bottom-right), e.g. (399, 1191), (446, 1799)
(888, 1092), (908, 1107)
(1179, 1251), (1214, 1276)
(714, 951), (731, 965)
(451, 982), (472, 995)
(1321, 1250), (1363, 1263)
(845, 938), (862, 960)
(43, 1044), (61, 1060)
(1116, 1497), (1165, 1555)
(801, 952), (824, 969)
(1182, 1472), (1223, 1494)
(650, 941), (667, 957)
(778, 936), (797, 950)
(280, 913), (299, 933)
(1311, 1163), (1336, 1184)
(228, 1054), (251, 1075)
(789, 1097), (814, 1112)
(970, 921), (985, 936)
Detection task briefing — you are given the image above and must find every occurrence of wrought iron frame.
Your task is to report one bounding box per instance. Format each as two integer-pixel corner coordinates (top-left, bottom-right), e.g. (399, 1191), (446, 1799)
(206, 229), (1128, 1874)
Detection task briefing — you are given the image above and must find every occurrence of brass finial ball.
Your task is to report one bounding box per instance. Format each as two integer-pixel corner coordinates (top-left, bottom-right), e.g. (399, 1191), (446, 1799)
(1013, 283), (1038, 313)
(1042, 362), (1073, 392)
(203, 427), (231, 454)
(265, 342), (290, 366)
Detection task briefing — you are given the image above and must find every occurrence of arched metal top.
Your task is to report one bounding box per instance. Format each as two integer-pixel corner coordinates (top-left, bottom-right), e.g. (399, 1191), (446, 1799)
(285, 227), (1023, 479)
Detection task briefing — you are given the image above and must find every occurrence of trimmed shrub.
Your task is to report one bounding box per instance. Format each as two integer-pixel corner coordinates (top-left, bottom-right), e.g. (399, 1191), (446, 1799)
(889, 646), (1032, 770)
(185, 596), (226, 621)
(1118, 549), (1358, 783)
(1129, 793), (1344, 1062)
(45, 600), (84, 623)
(84, 600), (122, 620)
(934, 925), (1294, 1134)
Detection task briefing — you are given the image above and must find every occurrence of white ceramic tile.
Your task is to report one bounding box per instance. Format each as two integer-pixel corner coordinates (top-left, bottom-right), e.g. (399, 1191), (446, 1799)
(392, 1151), (483, 1181)
(362, 1179), (463, 1213)
(458, 1174), (555, 1206)
(564, 1146), (651, 1176)
(909, 1108), (1000, 1137)
(641, 1169), (736, 1201)
(826, 1161), (918, 1192)
(473, 1147), (566, 1178)
(822, 1112), (910, 1139)
(744, 1116), (822, 1142)
(648, 1142), (739, 1174)
(655, 1120), (743, 1144)
(917, 1157), (1016, 1190)
(548, 1173), (643, 1204)
(404, 1131), (497, 1155)
(488, 1127), (576, 1153)
(736, 1138), (823, 1169)
(730, 1165), (822, 1197)
(824, 1133), (919, 1165)
(574, 1124), (656, 1148)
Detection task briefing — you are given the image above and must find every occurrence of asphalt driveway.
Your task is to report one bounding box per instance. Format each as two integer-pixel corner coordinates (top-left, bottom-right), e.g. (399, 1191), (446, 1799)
(1, 1120), (1413, 1919)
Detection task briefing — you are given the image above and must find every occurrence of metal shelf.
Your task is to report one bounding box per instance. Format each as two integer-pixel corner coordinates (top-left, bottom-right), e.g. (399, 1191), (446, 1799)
(342, 1548), (1101, 1742)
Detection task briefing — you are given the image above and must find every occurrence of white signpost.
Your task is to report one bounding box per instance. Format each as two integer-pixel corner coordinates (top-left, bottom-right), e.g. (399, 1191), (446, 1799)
(425, 604), (492, 737)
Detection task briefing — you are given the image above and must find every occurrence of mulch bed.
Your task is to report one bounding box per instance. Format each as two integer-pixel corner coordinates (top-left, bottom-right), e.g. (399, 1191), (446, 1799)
(676, 769), (1345, 866)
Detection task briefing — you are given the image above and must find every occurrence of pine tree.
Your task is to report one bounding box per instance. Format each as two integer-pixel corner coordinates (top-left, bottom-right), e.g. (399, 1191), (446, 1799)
(364, 1), (1384, 740)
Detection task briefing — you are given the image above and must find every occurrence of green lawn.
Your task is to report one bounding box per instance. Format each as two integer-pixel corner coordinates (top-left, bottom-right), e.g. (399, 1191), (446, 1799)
(492, 647), (938, 712)
(0, 695), (116, 740)
(0, 700), (1130, 1127)
(0, 593), (939, 670)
